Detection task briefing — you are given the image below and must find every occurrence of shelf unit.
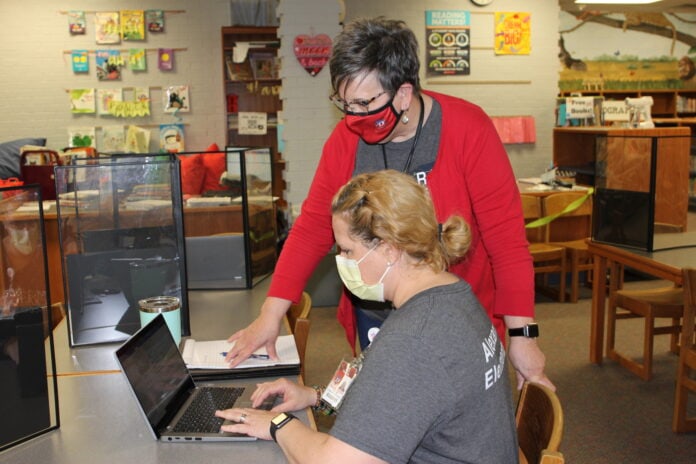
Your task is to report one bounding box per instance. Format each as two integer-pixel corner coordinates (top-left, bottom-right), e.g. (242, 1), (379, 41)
(553, 126), (691, 231)
(559, 89), (696, 209)
(222, 26), (285, 206)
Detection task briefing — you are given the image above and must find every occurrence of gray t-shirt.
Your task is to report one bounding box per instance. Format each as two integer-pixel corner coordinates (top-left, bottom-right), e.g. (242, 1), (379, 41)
(330, 280), (518, 464)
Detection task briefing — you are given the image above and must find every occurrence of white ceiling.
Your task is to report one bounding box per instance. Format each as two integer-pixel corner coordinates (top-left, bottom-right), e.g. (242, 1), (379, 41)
(559, 1), (696, 13)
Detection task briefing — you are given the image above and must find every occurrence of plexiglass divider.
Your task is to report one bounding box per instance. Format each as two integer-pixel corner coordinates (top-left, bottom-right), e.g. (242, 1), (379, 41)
(54, 154), (189, 347)
(0, 184), (60, 451)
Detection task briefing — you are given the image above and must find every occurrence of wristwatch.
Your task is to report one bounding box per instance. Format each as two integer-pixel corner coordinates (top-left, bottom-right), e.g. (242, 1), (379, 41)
(508, 323), (539, 338)
(270, 412), (297, 442)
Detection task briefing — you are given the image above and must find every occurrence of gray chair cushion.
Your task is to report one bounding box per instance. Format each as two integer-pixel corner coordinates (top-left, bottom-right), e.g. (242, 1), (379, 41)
(0, 138), (46, 179)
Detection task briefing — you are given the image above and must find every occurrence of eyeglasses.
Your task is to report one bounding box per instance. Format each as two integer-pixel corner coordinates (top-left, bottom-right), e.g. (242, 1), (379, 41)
(329, 91), (389, 115)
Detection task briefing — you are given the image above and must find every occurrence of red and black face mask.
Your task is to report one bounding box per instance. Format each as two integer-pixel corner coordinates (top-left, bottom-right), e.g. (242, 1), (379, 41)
(344, 96), (403, 144)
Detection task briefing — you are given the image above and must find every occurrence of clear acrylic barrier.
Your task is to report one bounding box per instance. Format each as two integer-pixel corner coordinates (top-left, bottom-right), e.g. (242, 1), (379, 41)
(0, 185), (59, 451)
(54, 154), (189, 346)
(226, 147), (277, 288)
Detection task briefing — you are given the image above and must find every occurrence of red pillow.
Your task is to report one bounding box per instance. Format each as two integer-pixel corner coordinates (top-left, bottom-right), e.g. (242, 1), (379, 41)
(178, 153), (205, 196)
(201, 143), (226, 192)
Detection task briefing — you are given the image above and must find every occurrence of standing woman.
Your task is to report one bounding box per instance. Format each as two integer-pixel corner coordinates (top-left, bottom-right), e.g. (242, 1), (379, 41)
(217, 170), (518, 464)
(226, 17), (553, 392)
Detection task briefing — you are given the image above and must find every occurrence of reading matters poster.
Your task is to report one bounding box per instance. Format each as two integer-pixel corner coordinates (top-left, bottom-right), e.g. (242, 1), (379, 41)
(425, 10), (470, 77)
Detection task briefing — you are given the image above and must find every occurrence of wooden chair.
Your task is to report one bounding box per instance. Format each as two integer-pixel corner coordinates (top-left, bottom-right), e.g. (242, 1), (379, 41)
(286, 291), (312, 380)
(521, 195), (567, 302)
(516, 381), (564, 464)
(673, 267), (696, 432)
(544, 191), (594, 303)
(606, 262), (683, 381)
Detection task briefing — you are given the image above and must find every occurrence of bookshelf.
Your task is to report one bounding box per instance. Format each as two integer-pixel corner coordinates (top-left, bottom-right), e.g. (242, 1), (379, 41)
(222, 26), (285, 205)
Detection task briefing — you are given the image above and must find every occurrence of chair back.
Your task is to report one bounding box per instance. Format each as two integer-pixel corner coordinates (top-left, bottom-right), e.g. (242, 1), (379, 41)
(543, 191), (592, 242)
(521, 194), (548, 243)
(516, 382), (564, 464)
(673, 267), (696, 432)
(287, 292), (312, 379)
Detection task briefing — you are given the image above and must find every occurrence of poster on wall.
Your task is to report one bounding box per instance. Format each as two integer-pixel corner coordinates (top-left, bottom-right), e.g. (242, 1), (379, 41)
(425, 10), (470, 77)
(494, 12), (531, 55)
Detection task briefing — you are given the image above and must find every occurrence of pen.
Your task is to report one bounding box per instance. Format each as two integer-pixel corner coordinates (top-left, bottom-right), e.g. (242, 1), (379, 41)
(219, 352), (270, 360)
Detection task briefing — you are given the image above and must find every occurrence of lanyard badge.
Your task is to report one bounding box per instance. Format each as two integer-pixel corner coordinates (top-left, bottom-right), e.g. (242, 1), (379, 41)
(321, 355), (364, 411)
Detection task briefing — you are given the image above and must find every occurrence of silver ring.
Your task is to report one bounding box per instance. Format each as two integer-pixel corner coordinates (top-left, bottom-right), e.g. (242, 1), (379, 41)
(240, 413), (247, 423)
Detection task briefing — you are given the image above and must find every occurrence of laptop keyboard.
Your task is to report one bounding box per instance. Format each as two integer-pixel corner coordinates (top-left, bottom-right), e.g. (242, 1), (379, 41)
(172, 386), (244, 433)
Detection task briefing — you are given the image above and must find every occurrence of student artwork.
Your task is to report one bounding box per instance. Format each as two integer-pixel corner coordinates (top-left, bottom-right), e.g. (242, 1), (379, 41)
(69, 89), (96, 114)
(95, 11), (120, 44)
(68, 127), (96, 148)
(125, 125), (151, 153)
(97, 88), (123, 116)
(163, 85), (190, 113)
(145, 9), (165, 32)
(95, 50), (123, 81)
(129, 48), (147, 71)
(100, 126), (126, 153)
(293, 33), (332, 76)
(494, 12), (531, 55)
(158, 48), (175, 71)
(68, 10), (86, 35)
(71, 50), (89, 73)
(159, 124), (185, 153)
(121, 10), (145, 41)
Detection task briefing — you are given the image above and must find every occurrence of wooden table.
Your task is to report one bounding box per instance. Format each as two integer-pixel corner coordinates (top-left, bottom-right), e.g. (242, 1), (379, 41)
(587, 233), (696, 364)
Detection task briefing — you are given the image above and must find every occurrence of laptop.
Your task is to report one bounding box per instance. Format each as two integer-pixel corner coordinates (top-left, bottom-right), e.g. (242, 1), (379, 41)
(114, 314), (273, 442)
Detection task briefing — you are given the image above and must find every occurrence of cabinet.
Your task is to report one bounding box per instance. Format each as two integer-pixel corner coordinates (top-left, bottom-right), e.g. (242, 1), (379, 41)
(222, 26), (285, 205)
(553, 127), (691, 231)
(558, 88), (696, 209)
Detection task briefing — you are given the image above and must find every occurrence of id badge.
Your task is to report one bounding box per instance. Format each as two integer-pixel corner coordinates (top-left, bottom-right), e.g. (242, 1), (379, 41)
(322, 357), (362, 410)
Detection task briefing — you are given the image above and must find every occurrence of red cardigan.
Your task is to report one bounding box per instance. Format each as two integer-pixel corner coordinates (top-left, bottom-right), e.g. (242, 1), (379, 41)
(269, 90), (534, 351)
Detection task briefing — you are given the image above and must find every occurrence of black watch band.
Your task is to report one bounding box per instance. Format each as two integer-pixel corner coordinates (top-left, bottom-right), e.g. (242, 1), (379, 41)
(269, 412), (297, 442)
(508, 323), (539, 338)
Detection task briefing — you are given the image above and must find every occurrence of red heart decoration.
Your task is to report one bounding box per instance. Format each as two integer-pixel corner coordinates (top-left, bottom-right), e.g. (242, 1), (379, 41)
(293, 34), (332, 77)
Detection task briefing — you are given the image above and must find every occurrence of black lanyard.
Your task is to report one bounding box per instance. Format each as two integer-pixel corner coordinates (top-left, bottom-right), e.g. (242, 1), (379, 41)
(381, 94), (425, 173)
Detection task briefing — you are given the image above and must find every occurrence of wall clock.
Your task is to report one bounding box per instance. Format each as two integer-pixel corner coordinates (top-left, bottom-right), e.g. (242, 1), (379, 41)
(470, 0), (493, 6)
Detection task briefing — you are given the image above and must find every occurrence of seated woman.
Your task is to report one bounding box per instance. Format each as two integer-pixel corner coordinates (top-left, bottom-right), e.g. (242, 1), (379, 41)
(216, 169), (518, 463)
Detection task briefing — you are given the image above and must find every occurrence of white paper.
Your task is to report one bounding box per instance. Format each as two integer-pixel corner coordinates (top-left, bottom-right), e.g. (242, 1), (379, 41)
(182, 334), (300, 370)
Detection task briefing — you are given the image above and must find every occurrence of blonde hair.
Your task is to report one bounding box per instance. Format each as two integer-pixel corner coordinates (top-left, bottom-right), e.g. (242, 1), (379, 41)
(331, 170), (470, 272)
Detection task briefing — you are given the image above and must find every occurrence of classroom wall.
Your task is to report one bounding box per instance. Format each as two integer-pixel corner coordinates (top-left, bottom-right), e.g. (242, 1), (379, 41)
(0, 0), (230, 153)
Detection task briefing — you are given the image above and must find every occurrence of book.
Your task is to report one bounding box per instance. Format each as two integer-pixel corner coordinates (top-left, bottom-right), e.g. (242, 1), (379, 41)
(182, 334), (300, 370)
(145, 9), (164, 32)
(68, 10), (86, 35)
(120, 10), (145, 41)
(95, 11), (120, 44)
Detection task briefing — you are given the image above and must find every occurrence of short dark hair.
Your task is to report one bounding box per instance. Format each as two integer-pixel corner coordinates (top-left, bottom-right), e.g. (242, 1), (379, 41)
(330, 17), (421, 95)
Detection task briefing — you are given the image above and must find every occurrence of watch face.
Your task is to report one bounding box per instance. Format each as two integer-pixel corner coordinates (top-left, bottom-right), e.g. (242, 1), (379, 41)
(271, 413), (288, 426)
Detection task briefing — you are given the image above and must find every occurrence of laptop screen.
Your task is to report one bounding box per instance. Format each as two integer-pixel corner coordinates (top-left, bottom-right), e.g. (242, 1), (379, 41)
(115, 315), (194, 432)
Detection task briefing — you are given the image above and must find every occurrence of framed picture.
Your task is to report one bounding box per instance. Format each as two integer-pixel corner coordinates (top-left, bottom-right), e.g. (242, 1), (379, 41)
(249, 53), (278, 80)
